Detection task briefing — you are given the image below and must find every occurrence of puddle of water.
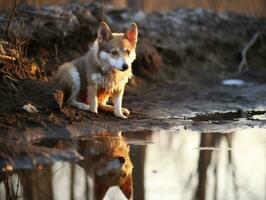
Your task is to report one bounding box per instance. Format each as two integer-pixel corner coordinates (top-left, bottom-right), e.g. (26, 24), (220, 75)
(0, 128), (265, 200)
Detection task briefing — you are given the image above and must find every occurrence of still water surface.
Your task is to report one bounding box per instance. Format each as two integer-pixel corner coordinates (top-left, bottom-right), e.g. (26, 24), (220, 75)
(0, 128), (265, 200)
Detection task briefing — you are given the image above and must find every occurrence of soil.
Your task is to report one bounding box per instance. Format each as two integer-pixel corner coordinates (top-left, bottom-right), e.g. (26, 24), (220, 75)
(0, 2), (266, 140)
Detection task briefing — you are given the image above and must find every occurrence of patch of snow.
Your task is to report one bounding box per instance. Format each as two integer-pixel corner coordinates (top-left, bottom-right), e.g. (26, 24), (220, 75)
(222, 79), (246, 86)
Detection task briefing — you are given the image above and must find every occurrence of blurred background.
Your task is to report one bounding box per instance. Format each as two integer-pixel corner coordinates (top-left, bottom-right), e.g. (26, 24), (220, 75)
(1, 0), (266, 16)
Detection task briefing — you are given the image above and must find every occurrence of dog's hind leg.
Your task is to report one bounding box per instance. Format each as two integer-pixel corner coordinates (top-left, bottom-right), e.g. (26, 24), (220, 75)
(67, 67), (90, 111)
(68, 99), (90, 111)
(68, 91), (90, 111)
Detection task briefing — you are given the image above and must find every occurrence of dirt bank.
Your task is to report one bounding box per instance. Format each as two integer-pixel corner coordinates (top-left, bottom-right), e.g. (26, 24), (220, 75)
(0, 2), (266, 132)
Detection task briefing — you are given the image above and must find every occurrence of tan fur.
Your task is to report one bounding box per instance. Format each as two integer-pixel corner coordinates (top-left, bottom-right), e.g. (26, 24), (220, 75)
(54, 22), (138, 118)
(77, 133), (133, 200)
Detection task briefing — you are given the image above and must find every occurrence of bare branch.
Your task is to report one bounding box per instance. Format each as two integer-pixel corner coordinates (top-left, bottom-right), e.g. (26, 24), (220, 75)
(0, 54), (16, 61)
(238, 32), (260, 72)
(5, 0), (17, 37)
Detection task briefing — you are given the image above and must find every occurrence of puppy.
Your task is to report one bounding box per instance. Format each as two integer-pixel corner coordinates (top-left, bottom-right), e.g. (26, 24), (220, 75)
(54, 22), (138, 118)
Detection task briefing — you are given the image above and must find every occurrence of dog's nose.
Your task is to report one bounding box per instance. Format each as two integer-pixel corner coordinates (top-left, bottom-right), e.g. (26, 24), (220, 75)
(122, 64), (128, 71)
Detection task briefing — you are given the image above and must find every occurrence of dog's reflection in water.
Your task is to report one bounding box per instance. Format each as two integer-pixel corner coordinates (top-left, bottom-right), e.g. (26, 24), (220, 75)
(0, 133), (133, 200)
(77, 133), (133, 200)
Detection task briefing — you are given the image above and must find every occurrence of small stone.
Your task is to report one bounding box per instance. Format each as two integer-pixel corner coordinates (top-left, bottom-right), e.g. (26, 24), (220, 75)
(23, 104), (39, 113)
(3, 164), (13, 172)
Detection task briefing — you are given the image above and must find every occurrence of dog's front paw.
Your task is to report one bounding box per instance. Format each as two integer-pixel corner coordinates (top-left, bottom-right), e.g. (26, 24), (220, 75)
(122, 108), (130, 116)
(89, 107), (98, 114)
(115, 112), (128, 119)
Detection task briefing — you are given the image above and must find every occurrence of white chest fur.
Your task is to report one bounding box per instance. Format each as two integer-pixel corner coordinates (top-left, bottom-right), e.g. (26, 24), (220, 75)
(91, 72), (131, 92)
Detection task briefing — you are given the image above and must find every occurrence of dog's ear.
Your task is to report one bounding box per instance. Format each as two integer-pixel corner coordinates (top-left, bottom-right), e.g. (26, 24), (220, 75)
(97, 22), (112, 43)
(125, 23), (138, 43)
(120, 174), (133, 199)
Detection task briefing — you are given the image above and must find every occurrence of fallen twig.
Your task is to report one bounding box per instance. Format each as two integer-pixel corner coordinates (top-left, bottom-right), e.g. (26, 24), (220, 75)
(3, 74), (18, 83)
(0, 54), (16, 61)
(9, 81), (18, 92)
(238, 32), (260, 72)
(208, 56), (226, 69)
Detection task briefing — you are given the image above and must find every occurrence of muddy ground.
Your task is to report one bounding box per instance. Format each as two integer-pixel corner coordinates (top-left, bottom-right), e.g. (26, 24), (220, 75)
(1, 5), (266, 199)
(0, 3), (266, 143)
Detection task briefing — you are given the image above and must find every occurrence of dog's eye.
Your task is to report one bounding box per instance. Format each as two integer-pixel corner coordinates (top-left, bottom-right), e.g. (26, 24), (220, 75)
(110, 50), (118, 56)
(125, 49), (130, 55)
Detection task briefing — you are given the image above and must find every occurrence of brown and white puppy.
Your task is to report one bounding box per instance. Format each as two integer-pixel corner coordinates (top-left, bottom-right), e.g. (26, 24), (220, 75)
(54, 22), (138, 118)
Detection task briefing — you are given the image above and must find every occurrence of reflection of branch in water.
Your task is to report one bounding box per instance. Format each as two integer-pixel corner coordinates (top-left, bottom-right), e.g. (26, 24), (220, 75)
(265, 141), (266, 200)
(18, 168), (54, 200)
(131, 145), (145, 200)
(184, 171), (197, 192)
(195, 132), (235, 200)
(212, 133), (233, 200)
(213, 144), (220, 200)
(15, 176), (20, 199)
(85, 172), (91, 200)
(3, 177), (15, 200)
(195, 133), (217, 200)
(70, 164), (75, 200)
(226, 134), (240, 200)
(125, 130), (152, 200)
